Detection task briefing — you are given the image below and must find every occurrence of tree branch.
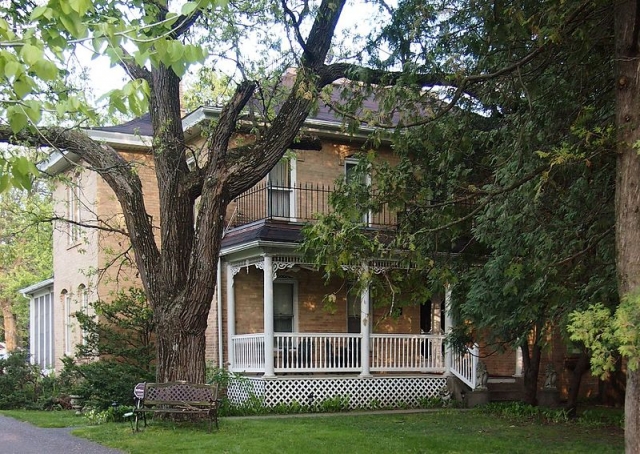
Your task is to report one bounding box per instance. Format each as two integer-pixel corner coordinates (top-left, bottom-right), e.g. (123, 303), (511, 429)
(117, 47), (152, 83)
(0, 125), (161, 292)
(281, 0), (309, 54)
(207, 80), (257, 168)
(171, 9), (203, 39)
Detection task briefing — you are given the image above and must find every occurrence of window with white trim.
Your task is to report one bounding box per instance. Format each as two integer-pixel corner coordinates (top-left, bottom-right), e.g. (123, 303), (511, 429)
(346, 290), (361, 334)
(273, 281), (297, 333)
(78, 285), (89, 346)
(62, 290), (72, 355)
(268, 158), (296, 219)
(67, 180), (82, 244)
(31, 289), (54, 371)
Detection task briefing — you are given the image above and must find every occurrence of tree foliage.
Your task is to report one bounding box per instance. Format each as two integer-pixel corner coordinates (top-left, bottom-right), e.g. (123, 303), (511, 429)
(0, 181), (52, 348)
(0, 0), (378, 385)
(302, 0), (618, 406)
(74, 287), (155, 373)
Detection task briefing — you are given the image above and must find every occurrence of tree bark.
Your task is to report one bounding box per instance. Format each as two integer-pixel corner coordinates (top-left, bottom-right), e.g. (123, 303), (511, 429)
(566, 350), (590, 417)
(521, 342), (541, 406)
(614, 1), (640, 451)
(0, 298), (18, 351)
(136, 0), (347, 384)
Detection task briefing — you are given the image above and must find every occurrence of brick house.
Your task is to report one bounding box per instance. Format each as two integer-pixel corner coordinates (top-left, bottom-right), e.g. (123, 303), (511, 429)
(22, 95), (601, 408)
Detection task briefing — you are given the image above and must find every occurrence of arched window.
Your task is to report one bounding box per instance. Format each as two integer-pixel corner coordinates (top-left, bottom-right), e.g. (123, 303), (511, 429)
(67, 174), (82, 245)
(61, 290), (72, 355)
(78, 285), (89, 346)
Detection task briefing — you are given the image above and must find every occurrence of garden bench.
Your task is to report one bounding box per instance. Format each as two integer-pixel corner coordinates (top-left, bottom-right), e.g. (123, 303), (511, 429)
(130, 381), (220, 432)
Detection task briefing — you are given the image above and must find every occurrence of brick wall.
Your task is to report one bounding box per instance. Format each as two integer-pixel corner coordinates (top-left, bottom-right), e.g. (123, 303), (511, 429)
(480, 332), (601, 401)
(52, 166), (99, 370)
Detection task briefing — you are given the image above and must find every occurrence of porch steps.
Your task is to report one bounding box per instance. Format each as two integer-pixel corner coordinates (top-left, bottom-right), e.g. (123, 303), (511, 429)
(487, 376), (524, 402)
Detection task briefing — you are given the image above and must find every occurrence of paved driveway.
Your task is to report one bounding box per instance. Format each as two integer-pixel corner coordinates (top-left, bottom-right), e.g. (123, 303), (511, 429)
(0, 414), (124, 454)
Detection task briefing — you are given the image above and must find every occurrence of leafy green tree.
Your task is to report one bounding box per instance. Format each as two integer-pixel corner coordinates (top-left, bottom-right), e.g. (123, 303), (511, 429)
(74, 287), (155, 373)
(1, 0), (639, 449)
(303, 0), (632, 443)
(0, 0), (373, 386)
(0, 182), (52, 350)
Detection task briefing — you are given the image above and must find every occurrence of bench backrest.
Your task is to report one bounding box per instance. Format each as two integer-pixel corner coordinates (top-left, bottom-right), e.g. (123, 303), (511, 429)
(141, 381), (218, 406)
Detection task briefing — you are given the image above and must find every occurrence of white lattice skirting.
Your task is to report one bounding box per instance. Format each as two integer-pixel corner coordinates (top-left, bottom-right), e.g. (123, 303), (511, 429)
(227, 375), (447, 409)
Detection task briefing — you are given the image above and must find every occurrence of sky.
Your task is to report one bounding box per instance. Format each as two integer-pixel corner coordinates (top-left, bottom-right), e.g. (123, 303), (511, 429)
(79, 0), (387, 109)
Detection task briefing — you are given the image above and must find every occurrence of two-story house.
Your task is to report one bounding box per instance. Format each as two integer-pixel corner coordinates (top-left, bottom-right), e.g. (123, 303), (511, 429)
(22, 87), (601, 409)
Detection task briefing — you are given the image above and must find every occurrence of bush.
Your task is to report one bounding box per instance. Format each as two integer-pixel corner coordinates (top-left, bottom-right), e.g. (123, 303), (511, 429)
(0, 351), (42, 409)
(59, 358), (154, 410)
(74, 288), (154, 373)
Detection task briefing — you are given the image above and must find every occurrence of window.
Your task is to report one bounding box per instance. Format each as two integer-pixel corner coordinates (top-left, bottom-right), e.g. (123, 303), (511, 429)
(67, 180), (82, 244)
(346, 290), (361, 334)
(78, 285), (89, 346)
(273, 281), (295, 333)
(268, 158), (295, 219)
(345, 158), (371, 225)
(420, 299), (445, 334)
(31, 290), (54, 371)
(62, 290), (72, 354)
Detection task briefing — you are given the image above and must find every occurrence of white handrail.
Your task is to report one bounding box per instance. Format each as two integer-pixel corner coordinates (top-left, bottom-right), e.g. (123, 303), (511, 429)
(230, 332), (447, 374)
(450, 343), (479, 389)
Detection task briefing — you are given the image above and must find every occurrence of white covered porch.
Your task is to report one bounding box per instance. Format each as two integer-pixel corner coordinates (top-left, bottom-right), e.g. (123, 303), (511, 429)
(224, 254), (460, 377)
(221, 254), (478, 408)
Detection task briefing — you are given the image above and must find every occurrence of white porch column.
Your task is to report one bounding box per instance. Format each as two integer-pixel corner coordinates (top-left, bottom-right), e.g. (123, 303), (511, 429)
(263, 255), (275, 378)
(514, 346), (523, 377)
(226, 263), (236, 371)
(360, 282), (371, 377)
(444, 284), (453, 374)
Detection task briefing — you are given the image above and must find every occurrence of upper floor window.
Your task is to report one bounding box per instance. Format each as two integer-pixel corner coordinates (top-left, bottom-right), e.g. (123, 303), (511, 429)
(345, 158), (371, 225)
(268, 158), (296, 219)
(67, 180), (82, 245)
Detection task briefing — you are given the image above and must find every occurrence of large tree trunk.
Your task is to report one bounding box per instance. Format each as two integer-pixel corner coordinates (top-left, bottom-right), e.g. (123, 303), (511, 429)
(566, 350), (590, 417)
(155, 312), (207, 383)
(522, 342), (542, 406)
(0, 298), (18, 351)
(614, 1), (640, 452)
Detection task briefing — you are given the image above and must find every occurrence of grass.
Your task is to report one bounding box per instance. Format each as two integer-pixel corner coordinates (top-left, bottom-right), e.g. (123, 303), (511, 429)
(1, 409), (624, 454)
(1, 409), (85, 428)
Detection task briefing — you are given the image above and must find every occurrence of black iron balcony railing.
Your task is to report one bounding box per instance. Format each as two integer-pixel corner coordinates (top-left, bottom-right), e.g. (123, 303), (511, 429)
(228, 182), (398, 229)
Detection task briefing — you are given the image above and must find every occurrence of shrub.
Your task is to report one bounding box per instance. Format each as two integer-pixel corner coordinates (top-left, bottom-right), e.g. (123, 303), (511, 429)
(74, 288), (154, 373)
(0, 351), (42, 409)
(59, 357), (154, 410)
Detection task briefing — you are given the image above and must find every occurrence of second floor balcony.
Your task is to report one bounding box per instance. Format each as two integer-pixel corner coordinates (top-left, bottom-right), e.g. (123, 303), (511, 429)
(227, 182), (398, 230)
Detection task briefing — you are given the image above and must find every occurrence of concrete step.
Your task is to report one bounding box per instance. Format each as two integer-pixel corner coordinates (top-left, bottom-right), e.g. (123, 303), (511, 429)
(487, 377), (524, 402)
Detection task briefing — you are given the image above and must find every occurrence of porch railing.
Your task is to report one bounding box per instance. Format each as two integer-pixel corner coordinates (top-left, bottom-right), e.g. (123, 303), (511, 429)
(232, 333), (265, 373)
(231, 332), (447, 374)
(229, 182), (397, 229)
(370, 334), (446, 373)
(274, 333), (363, 373)
(450, 343), (479, 389)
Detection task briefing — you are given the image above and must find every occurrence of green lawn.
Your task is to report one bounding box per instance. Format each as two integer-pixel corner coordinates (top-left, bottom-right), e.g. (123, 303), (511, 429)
(2, 409), (624, 454)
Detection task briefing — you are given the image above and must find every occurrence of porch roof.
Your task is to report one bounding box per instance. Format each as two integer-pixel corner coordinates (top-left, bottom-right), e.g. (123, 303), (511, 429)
(221, 219), (303, 253)
(19, 278), (54, 296)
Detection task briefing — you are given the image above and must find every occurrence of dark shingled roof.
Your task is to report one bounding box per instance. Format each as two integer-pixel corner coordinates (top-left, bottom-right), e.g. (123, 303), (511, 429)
(92, 113), (154, 136)
(221, 219), (303, 251)
(89, 77), (400, 137)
